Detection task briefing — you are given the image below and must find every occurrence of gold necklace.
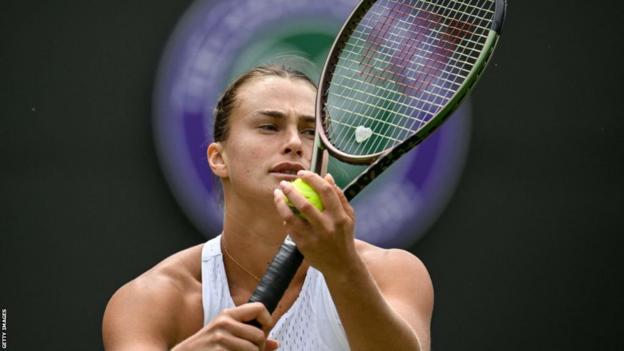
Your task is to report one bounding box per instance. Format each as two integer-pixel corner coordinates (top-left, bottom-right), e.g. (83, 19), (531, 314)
(221, 241), (261, 282)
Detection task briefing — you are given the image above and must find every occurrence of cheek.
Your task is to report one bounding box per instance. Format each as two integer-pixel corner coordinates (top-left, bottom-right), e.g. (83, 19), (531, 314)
(249, 146), (263, 158)
(303, 140), (315, 158)
(227, 140), (267, 174)
(243, 150), (263, 175)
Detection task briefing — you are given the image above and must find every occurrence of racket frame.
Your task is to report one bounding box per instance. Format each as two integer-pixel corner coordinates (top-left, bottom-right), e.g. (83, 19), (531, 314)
(249, 0), (507, 318)
(315, 0), (505, 166)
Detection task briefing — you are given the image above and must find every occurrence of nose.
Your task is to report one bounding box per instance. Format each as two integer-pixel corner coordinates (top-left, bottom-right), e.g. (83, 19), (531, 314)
(282, 126), (303, 157)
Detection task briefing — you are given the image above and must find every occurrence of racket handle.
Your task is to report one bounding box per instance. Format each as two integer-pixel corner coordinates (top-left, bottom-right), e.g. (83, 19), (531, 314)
(247, 240), (303, 325)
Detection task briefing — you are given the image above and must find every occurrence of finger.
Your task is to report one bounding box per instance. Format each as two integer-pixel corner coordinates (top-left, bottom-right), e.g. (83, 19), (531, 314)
(273, 188), (299, 222)
(274, 189), (314, 248)
(224, 321), (269, 349)
(226, 303), (273, 331)
(266, 338), (280, 351)
(296, 171), (343, 217)
(279, 180), (324, 225)
(217, 334), (259, 351)
(274, 189), (310, 231)
(327, 173), (355, 219)
(325, 172), (337, 186)
(286, 225), (310, 248)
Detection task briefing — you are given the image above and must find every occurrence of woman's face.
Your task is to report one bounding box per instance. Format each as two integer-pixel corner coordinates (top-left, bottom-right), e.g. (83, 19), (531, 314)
(216, 76), (317, 203)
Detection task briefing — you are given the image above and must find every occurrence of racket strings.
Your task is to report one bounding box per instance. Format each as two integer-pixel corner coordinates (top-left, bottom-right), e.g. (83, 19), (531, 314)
(344, 14), (474, 92)
(355, 12), (486, 66)
(329, 78), (435, 122)
(348, 26), (480, 74)
(364, 3), (490, 55)
(324, 0), (495, 156)
(366, 1), (459, 151)
(330, 2), (453, 153)
(364, 1), (484, 117)
(336, 51), (463, 102)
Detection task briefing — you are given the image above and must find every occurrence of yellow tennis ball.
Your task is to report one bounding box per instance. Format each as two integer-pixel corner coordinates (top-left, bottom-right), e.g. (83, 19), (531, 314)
(285, 178), (324, 216)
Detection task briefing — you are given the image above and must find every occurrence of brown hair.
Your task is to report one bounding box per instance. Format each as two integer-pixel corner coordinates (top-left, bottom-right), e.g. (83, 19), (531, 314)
(212, 65), (317, 142)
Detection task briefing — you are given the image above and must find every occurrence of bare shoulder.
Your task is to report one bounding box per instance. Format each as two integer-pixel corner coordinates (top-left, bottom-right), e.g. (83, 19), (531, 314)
(354, 240), (433, 300)
(102, 244), (204, 350)
(354, 240), (434, 349)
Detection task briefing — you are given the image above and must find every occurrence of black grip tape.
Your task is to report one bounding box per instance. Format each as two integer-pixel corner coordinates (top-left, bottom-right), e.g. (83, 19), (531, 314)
(247, 240), (304, 314)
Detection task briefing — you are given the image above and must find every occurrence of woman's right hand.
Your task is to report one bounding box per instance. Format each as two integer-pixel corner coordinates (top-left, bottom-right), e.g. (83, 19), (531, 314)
(171, 302), (279, 351)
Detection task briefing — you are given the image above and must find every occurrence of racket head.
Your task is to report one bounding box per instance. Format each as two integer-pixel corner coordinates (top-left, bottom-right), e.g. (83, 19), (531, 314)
(316, 0), (507, 164)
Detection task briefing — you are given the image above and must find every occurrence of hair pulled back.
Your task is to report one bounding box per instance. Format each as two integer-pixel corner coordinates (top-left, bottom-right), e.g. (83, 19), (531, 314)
(212, 65), (317, 142)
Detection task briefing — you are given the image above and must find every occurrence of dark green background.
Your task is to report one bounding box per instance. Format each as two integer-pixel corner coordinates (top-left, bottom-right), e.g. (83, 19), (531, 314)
(1, 0), (623, 349)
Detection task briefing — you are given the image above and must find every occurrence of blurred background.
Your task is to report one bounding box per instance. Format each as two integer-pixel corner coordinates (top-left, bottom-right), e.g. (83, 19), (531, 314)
(1, 0), (623, 349)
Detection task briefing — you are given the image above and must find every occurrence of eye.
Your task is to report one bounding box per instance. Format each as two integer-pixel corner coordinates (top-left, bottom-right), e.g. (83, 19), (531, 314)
(259, 124), (278, 132)
(301, 128), (316, 138)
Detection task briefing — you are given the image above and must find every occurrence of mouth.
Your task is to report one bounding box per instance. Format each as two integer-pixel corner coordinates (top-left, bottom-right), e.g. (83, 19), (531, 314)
(269, 162), (305, 179)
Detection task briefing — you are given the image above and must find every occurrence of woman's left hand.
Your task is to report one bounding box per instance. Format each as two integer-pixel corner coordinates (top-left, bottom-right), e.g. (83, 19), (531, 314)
(273, 171), (357, 274)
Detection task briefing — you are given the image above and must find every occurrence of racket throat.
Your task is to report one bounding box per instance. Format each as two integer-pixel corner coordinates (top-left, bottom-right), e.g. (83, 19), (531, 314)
(310, 135), (328, 176)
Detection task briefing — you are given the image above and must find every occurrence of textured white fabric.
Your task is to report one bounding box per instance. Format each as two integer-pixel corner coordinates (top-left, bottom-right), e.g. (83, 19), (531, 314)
(201, 235), (350, 351)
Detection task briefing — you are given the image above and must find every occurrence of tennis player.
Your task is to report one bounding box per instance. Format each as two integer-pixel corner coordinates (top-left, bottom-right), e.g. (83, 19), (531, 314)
(102, 65), (433, 351)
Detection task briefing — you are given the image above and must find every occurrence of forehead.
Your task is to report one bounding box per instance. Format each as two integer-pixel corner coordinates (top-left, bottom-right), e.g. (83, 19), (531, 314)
(234, 76), (317, 117)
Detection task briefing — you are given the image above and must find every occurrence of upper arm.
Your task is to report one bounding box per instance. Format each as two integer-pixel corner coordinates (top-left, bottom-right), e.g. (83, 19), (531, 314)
(102, 276), (184, 351)
(368, 249), (434, 350)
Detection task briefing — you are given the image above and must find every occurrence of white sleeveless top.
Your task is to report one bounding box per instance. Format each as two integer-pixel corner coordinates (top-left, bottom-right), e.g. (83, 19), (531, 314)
(201, 235), (350, 351)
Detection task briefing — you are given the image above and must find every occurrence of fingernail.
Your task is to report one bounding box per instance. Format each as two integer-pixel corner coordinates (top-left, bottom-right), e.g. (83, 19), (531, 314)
(279, 180), (289, 188)
(326, 173), (335, 184)
(297, 170), (305, 176)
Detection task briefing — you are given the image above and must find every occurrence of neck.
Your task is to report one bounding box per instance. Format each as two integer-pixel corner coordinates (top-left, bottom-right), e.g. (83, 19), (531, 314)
(219, 188), (308, 296)
(222, 191), (287, 259)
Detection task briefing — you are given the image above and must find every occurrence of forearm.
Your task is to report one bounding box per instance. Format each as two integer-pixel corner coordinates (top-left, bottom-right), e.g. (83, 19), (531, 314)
(323, 254), (423, 351)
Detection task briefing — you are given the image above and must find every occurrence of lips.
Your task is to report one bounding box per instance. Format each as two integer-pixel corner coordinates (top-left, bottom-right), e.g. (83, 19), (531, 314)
(270, 162), (305, 175)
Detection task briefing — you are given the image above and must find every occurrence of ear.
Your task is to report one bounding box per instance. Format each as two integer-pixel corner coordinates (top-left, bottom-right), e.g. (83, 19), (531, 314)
(207, 142), (228, 178)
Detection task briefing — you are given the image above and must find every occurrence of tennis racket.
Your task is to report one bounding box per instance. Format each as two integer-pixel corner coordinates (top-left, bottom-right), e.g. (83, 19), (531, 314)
(248, 0), (507, 316)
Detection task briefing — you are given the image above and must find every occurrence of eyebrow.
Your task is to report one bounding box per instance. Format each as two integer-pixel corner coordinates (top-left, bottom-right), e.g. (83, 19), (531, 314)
(257, 110), (316, 124)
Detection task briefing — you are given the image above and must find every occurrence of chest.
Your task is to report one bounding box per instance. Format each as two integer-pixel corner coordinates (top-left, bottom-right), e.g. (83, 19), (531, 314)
(230, 282), (303, 323)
